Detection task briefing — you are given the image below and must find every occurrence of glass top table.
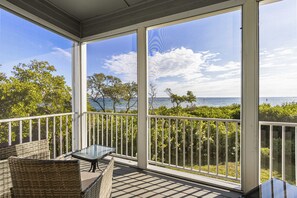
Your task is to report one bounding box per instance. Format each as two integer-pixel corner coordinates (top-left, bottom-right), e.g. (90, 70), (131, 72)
(245, 178), (297, 198)
(71, 145), (115, 172)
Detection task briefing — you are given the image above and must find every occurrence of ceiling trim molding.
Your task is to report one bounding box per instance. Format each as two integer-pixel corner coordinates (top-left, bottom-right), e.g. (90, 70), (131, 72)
(5, 0), (81, 39)
(81, 0), (231, 38)
(82, 0), (243, 42)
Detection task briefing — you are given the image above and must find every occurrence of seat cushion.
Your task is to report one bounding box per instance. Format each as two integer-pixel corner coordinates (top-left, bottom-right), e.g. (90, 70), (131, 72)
(81, 171), (101, 192)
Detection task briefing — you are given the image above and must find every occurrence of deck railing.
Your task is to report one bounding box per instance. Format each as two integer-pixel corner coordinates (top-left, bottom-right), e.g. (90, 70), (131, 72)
(259, 121), (297, 185)
(0, 112), (75, 158)
(148, 115), (241, 182)
(1, 112), (297, 185)
(85, 112), (137, 160)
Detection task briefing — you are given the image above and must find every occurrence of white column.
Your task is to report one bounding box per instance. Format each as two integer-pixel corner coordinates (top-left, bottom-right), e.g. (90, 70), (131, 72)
(72, 42), (81, 151)
(137, 27), (148, 169)
(72, 42), (87, 150)
(241, 0), (259, 193)
(81, 43), (88, 149)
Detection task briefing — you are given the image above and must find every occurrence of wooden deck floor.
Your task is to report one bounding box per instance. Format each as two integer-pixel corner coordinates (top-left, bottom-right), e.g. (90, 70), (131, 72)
(79, 160), (242, 198)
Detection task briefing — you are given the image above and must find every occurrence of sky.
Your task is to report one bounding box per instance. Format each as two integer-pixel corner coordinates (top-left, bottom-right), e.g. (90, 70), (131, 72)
(0, 0), (297, 97)
(0, 9), (73, 85)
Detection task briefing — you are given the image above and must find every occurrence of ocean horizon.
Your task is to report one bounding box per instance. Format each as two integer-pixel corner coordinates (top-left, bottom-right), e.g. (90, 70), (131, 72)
(89, 97), (297, 111)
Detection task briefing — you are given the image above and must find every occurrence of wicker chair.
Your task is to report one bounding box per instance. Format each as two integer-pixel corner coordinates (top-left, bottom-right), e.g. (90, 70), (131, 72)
(0, 140), (49, 198)
(8, 157), (114, 198)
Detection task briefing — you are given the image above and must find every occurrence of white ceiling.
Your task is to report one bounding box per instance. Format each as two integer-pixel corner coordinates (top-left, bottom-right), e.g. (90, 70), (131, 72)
(47, 0), (147, 21)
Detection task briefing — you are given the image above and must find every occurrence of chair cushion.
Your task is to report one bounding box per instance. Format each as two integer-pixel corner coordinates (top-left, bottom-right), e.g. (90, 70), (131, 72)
(81, 171), (101, 192)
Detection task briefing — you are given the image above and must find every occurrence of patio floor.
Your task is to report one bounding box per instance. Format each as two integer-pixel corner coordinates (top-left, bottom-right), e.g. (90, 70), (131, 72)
(79, 159), (242, 198)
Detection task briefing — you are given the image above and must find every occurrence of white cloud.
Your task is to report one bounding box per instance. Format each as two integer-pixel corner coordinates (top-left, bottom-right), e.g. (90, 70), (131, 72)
(104, 52), (137, 82)
(101, 45), (297, 97)
(52, 47), (72, 58)
(102, 47), (241, 97)
(260, 46), (297, 97)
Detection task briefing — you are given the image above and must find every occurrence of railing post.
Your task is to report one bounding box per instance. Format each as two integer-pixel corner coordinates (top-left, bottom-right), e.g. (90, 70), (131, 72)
(137, 26), (148, 169)
(242, 0), (260, 193)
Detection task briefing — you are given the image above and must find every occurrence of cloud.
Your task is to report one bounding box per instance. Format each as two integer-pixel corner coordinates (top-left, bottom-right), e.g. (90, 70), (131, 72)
(52, 47), (72, 58)
(101, 45), (297, 97)
(102, 47), (241, 97)
(104, 52), (137, 82)
(260, 46), (297, 97)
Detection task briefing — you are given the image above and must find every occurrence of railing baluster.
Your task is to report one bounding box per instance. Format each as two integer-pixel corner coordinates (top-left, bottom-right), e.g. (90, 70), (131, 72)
(169, 118), (171, 165)
(106, 115), (109, 146)
(269, 125), (273, 179)
(183, 119), (185, 169)
(8, 122), (11, 145)
(216, 121), (219, 175)
(199, 121), (201, 172)
(71, 114), (74, 152)
(101, 115), (104, 145)
(295, 126), (297, 185)
(53, 117), (56, 158)
(259, 123), (262, 183)
(126, 116), (128, 156)
(97, 115), (99, 144)
(66, 116), (68, 153)
(88, 114), (91, 146)
(282, 126), (285, 180)
(225, 122), (228, 177)
(30, 119), (33, 142)
(191, 120), (193, 170)
(111, 115), (113, 147)
(155, 118), (158, 163)
(207, 121), (210, 173)
(93, 114), (95, 145)
(175, 119), (178, 167)
(60, 116), (63, 156)
(148, 117), (151, 161)
(235, 122), (238, 180)
(38, 118), (41, 141)
(19, 121), (22, 144)
(116, 116), (118, 154)
(121, 116), (123, 155)
(131, 116), (133, 157)
(162, 118), (164, 164)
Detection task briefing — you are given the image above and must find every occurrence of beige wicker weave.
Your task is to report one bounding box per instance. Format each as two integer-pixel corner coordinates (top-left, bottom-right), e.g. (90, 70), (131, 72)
(8, 157), (114, 198)
(97, 158), (114, 198)
(0, 140), (49, 198)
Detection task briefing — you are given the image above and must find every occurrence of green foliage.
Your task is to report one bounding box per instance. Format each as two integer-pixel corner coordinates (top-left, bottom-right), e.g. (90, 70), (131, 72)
(165, 88), (197, 108)
(0, 60), (71, 118)
(123, 82), (137, 113)
(259, 103), (297, 122)
(87, 73), (108, 111)
(0, 60), (72, 144)
(149, 83), (157, 114)
(104, 75), (125, 112)
(261, 147), (270, 159)
(87, 73), (137, 113)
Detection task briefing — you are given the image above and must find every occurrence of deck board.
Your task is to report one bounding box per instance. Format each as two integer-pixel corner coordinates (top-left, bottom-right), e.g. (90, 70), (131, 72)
(79, 160), (242, 198)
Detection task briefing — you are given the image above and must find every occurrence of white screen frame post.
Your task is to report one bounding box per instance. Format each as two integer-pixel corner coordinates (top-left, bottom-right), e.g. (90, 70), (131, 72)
(137, 27), (149, 169)
(241, 0), (260, 193)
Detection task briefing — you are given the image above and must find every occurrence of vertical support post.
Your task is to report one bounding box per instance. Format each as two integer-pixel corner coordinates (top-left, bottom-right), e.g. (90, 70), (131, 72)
(137, 27), (148, 169)
(242, 0), (259, 193)
(72, 42), (87, 150)
(81, 43), (87, 149)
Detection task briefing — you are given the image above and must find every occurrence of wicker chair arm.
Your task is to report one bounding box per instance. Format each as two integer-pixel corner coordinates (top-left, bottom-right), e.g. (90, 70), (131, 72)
(0, 159), (11, 198)
(81, 176), (102, 198)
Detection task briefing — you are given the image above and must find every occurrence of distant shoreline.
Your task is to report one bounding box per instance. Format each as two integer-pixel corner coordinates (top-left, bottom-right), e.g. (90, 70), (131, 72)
(89, 97), (297, 111)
